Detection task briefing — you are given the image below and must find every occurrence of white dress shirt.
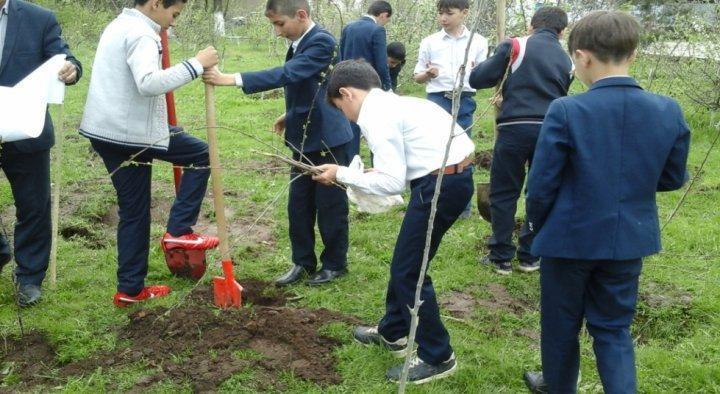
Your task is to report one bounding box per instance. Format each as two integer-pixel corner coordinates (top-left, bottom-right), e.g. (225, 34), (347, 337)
(336, 89), (475, 196)
(414, 26), (488, 93)
(235, 21), (316, 87)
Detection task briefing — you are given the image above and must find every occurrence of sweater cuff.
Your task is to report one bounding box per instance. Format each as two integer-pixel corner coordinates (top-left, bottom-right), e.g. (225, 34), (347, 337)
(184, 58), (204, 80)
(335, 165), (356, 186)
(235, 73), (243, 88)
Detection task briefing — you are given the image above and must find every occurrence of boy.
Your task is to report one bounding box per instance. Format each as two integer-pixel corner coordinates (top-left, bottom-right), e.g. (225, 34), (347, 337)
(339, 0), (393, 158)
(80, 0), (220, 307)
(203, 0), (353, 286)
(387, 41), (406, 91)
(414, 0), (487, 218)
(0, 0), (82, 307)
(469, 6), (572, 275)
(313, 60), (475, 384)
(523, 11), (690, 393)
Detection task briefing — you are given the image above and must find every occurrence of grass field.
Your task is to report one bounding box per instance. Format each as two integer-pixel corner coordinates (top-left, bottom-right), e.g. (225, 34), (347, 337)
(1, 4), (720, 392)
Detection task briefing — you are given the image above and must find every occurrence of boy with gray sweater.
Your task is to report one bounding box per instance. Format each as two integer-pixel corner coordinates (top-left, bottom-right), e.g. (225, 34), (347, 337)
(80, 0), (220, 307)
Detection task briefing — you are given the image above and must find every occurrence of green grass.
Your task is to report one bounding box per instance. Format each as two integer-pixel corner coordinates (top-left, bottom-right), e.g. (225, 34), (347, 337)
(2, 5), (720, 392)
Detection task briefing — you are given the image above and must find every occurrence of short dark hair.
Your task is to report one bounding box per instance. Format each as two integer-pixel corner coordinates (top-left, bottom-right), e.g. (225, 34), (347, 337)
(367, 1), (392, 17)
(326, 60), (381, 107)
(265, 0), (310, 17)
(134, 0), (187, 7)
(387, 42), (406, 61)
(530, 6), (568, 34)
(568, 11), (640, 63)
(437, 0), (470, 12)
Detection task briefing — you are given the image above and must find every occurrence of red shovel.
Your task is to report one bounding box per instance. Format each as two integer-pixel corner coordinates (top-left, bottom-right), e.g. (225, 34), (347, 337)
(204, 83), (243, 308)
(160, 31), (183, 193)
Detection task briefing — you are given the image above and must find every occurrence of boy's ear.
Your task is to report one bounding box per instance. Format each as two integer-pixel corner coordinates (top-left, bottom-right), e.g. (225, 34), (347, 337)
(557, 28), (565, 39)
(296, 9), (309, 21)
(574, 49), (591, 68)
(339, 87), (352, 100)
(461, 8), (469, 18)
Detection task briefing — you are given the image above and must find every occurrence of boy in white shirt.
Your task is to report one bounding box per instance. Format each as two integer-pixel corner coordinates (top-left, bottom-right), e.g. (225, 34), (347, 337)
(313, 60), (475, 384)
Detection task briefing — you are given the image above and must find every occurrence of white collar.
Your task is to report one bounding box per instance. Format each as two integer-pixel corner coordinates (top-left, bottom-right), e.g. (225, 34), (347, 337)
(292, 21), (316, 51)
(363, 14), (377, 23)
(442, 25), (469, 39)
(124, 8), (161, 34)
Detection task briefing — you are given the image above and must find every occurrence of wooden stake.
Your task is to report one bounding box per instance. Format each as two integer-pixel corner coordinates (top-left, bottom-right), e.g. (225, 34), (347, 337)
(494, 0), (507, 140)
(204, 84), (230, 261)
(48, 104), (64, 289)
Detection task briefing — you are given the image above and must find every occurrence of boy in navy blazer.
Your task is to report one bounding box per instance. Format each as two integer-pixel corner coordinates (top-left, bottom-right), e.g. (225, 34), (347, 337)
(523, 11), (690, 394)
(203, 0), (353, 286)
(0, 0), (82, 307)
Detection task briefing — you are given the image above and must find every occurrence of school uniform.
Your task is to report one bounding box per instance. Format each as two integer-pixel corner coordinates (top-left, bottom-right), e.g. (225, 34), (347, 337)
(336, 89), (475, 365)
(80, 8), (209, 295)
(339, 15), (392, 158)
(389, 60), (404, 91)
(0, 0), (82, 287)
(469, 28), (572, 265)
(237, 23), (353, 273)
(526, 77), (690, 393)
(414, 26), (487, 135)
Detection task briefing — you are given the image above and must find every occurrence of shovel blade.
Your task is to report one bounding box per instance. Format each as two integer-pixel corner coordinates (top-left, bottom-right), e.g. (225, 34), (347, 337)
(213, 276), (243, 308)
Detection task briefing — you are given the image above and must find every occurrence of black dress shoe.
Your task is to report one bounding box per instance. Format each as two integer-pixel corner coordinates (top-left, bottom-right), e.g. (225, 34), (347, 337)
(17, 284), (42, 308)
(275, 265), (314, 286)
(306, 268), (347, 286)
(523, 371), (548, 394)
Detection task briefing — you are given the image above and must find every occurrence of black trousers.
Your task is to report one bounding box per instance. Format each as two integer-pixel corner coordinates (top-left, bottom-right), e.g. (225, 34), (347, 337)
(487, 123), (540, 262)
(90, 131), (210, 295)
(0, 146), (52, 286)
(289, 143), (350, 271)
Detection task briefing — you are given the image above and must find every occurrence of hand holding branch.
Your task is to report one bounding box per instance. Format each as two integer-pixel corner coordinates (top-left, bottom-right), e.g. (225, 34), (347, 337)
(312, 164), (339, 185)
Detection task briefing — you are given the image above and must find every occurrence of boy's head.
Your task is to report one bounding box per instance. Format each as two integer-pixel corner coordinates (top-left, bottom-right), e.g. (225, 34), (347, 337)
(437, 0), (470, 32)
(367, 1), (393, 26)
(387, 42), (406, 68)
(568, 11), (640, 85)
(265, 0), (312, 41)
(326, 60), (381, 122)
(134, 0), (188, 31)
(530, 6), (568, 35)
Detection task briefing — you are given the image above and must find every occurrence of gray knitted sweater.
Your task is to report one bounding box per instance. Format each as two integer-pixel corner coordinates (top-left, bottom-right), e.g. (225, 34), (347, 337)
(80, 8), (202, 149)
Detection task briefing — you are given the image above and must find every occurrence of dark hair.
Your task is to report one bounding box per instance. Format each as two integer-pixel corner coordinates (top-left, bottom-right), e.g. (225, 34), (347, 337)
(367, 1), (392, 17)
(265, 0), (310, 17)
(135, 0), (187, 7)
(568, 11), (640, 63)
(387, 42), (406, 61)
(437, 0), (470, 12)
(530, 6), (568, 34)
(326, 60), (381, 107)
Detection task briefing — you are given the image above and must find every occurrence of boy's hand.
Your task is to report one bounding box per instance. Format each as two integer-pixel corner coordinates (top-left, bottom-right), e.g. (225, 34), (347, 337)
(312, 164), (339, 185)
(425, 66), (439, 79)
(57, 61), (77, 84)
(272, 114), (286, 136)
(202, 67), (235, 86)
(196, 46), (219, 69)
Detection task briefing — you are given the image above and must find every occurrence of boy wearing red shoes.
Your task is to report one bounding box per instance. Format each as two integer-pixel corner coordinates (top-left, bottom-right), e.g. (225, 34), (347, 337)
(80, 0), (220, 306)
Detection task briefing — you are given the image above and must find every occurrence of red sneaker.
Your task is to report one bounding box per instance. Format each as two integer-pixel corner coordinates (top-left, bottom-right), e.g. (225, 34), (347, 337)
(113, 285), (171, 307)
(161, 232), (219, 251)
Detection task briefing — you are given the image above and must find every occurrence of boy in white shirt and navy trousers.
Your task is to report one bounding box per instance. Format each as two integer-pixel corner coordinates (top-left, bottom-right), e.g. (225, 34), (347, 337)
(413, 0), (486, 218)
(313, 60), (475, 384)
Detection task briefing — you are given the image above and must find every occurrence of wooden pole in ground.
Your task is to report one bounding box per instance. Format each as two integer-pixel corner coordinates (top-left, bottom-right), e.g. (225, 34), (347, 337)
(494, 0), (506, 140)
(48, 104), (64, 289)
(204, 84), (230, 261)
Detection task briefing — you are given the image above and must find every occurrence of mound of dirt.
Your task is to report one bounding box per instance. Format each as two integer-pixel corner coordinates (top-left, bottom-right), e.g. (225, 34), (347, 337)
(0, 280), (360, 392)
(474, 149), (493, 170)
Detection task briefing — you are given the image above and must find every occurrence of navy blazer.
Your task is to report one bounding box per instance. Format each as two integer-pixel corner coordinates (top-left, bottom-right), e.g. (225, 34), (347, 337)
(339, 16), (392, 91)
(241, 25), (352, 153)
(526, 77), (690, 260)
(0, 0), (82, 153)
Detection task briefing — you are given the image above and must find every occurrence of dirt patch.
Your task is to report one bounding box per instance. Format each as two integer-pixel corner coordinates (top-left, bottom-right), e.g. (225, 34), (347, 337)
(0, 331), (57, 388)
(474, 149), (493, 170)
(634, 281), (705, 348)
(1, 280), (361, 392)
(440, 290), (478, 319)
(476, 283), (533, 316)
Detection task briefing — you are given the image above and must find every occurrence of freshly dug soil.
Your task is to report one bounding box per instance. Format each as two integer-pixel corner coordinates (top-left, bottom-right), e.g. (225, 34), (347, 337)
(0, 280), (360, 392)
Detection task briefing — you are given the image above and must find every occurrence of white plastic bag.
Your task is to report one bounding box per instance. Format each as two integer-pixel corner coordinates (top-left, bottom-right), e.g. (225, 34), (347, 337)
(346, 156), (404, 213)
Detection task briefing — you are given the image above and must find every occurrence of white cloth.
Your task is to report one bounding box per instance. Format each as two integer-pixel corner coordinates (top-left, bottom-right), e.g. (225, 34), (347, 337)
(80, 8), (203, 150)
(336, 89), (475, 196)
(414, 26), (488, 93)
(235, 21), (316, 88)
(345, 155), (404, 213)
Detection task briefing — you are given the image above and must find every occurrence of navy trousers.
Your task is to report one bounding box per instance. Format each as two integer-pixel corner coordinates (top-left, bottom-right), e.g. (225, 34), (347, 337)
(90, 130), (210, 295)
(0, 147), (51, 286)
(487, 123), (540, 262)
(541, 257), (643, 394)
(347, 123), (362, 160)
(289, 144), (349, 272)
(426, 92), (477, 136)
(378, 168), (474, 365)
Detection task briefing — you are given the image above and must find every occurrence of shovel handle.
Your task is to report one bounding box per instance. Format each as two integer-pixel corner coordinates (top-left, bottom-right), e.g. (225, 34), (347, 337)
(205, 84), (231, 261)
